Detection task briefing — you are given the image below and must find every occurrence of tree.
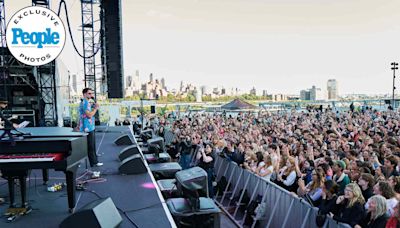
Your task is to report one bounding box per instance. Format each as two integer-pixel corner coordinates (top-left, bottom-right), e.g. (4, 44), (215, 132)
(167, 93), (175, 102)
(186, 94), (196, 102)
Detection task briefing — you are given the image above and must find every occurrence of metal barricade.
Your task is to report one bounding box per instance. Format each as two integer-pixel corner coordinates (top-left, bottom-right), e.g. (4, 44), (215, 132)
(214, 156), (352, 228)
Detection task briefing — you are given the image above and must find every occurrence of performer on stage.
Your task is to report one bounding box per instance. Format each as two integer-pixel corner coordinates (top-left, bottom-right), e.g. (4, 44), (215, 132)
(0, 98), (22, 142)
(0, 98), (18, 130)
(78, 88), (102, 167)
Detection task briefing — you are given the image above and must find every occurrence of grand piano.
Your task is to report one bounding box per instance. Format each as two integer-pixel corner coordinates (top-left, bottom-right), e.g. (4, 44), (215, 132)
(0, 127), (87, 216)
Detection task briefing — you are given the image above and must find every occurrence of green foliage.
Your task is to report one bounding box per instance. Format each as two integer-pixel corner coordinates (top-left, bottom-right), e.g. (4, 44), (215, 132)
(110, 91), (270, 104)
(99, 109), (110, 123)
(69, 104), (79, 122)
(187, 94), (196, 102)
(158, 105), (169, 116)
(199, 94), (268, 103)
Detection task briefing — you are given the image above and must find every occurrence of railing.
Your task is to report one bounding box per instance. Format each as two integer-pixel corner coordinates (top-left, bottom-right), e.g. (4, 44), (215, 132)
(214, 156), (352, 228)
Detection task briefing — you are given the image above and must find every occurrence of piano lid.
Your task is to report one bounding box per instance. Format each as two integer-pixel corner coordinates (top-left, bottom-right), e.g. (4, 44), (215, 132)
(0, 127), (87, 138)
(0, 136), (86, 154)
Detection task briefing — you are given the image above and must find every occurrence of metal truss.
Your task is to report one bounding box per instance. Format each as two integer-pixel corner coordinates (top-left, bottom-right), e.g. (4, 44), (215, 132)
(81, 0), (101, 97)
(32, 0), (58, 126)
(0, 0), (5, 48)
(0, 0), (7, 82)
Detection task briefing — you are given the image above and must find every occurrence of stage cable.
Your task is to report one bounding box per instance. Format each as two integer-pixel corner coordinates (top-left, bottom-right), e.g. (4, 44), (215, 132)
(56, 0), (101, 59)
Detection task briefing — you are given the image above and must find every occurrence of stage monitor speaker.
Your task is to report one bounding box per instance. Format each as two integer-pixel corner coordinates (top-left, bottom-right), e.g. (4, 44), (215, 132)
(119, 145), (140, 161)
(119, 154), (147, 175)
(176, 166), (208, 198)
(151, 105), (156, 114)
(166, 197), (220, 227)
(114, 134), (133, 146)
(60, 197), (122, 228)
(149, 162), (182, 179)
(103, 0), (124, 98)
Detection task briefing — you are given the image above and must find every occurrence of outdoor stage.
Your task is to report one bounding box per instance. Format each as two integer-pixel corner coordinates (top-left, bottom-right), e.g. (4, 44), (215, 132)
(0, 126), (175, 227)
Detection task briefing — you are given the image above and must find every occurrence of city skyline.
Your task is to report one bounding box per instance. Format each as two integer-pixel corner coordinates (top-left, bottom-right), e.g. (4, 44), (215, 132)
(5, 0), (400, 95)
(122, 71), (397, 98)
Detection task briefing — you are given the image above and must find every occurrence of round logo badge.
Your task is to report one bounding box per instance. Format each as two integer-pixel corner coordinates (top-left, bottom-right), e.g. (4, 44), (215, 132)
(6, 6), (66, 66)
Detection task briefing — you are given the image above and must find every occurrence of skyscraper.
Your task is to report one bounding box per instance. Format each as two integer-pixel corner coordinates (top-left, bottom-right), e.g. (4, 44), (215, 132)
(180, 81), (184, 92)
(161, 77), (166, 90)
(195, 87), (202, 102)
(300, 86), (324, 100)
(327, 79), (338, 100)
(310, 86), (324, 100)
(262, 90), (268, 97)
(300, 90), (310, 100)
(250, 87), (257, 96)
(133, 74), (140, 91)
(126, 75), (132, 87)
(72, 74), (77, 94)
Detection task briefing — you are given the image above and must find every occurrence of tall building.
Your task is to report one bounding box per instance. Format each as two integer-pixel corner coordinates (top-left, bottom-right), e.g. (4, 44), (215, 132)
(180, 81), (184, 92)
(327, 79), (338, 100)
(300, 85), (325, 101)
(161, 77), (166, 90)
(72, 74), (77, 94)
(310, 86), (324, 100)
(124, 75), (133, 97)
(250, 87), (256, 96)
(221, 88), (226, 95)
(300, 90), (310, 100)
(126, 75), (132, 87)
(262, 90), (268, 97)
(274, 94), (287, 101)
(138, 74), (168, 99)
(132, 74), (140, 91)
(227, 88), (237, 96)
(195, 87), (202, 102)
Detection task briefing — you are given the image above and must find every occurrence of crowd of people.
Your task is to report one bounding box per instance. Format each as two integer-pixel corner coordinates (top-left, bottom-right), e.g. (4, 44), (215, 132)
(144, 106), (400, 228)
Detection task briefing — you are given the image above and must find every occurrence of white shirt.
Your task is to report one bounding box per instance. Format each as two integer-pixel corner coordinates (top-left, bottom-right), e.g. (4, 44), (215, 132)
(283, 170), (297, 186)
(260, 165), (274, 181)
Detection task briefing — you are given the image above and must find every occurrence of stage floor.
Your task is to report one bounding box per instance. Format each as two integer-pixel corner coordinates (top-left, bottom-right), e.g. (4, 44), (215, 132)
(0, 126), (174, 228)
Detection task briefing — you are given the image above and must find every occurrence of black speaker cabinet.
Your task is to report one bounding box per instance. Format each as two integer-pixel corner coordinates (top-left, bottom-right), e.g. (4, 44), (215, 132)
(176, 167), (208, 197)
(149, 162), (182, 179)
(59, 197), (122, 228)
(166, 197), (221, 228)
(144, 153), (171, 163)
(103, 0), (124, 98)
(119, 154), (147, 175)
(114, 134), (133, 146)
(118, 145), (140, 161)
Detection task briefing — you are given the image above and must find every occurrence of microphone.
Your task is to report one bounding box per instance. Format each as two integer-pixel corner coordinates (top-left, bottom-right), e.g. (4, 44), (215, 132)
(91, 97), (98, 110)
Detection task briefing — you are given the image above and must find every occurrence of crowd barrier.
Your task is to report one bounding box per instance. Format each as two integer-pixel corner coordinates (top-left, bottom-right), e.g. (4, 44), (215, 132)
(213, 156), (352, 228)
